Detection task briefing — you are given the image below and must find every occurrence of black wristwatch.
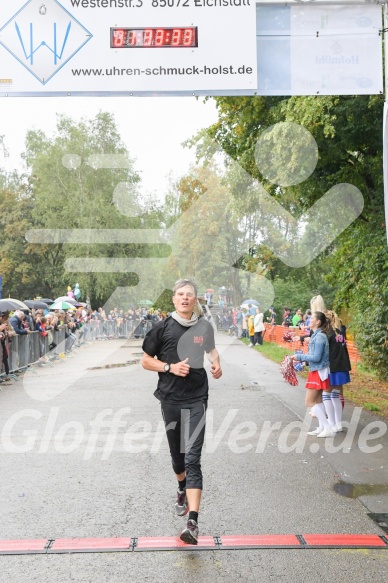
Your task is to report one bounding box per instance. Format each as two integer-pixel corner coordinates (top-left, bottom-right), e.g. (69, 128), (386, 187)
(163, 363), (170, 373)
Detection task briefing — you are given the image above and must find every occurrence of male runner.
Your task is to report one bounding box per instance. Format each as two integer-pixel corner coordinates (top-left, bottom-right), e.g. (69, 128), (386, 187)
(141, 278), (222, 545)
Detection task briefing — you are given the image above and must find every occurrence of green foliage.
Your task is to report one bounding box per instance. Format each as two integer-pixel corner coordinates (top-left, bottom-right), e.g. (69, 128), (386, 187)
(328, 221), (388, 377)
(252, 341), (293, 363)
(167, 164), (251, 302)
(271, 273), (335, 317)
(0, 95), (387, 382)
(22, 112), (142, 304)
(364, 403), (380, 412)
(153, 288), (175, 313)
(192, 94), (387, 376)
(0, 181), (42, 298)
(0, 112), (168, 307)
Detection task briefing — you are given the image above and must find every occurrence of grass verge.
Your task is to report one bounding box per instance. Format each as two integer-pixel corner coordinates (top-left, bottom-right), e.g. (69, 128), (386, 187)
(250, 342), (294, 362)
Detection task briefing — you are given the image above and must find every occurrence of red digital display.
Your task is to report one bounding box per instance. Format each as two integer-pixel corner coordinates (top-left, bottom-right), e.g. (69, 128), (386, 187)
(111, 27), (198, 48)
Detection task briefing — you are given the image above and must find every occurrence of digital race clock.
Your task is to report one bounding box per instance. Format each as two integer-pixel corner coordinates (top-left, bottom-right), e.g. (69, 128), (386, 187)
(111, 27), (198, 48)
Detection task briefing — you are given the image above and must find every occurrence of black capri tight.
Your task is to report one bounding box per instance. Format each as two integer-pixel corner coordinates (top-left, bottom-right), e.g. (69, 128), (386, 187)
(161, 400), (207, 490)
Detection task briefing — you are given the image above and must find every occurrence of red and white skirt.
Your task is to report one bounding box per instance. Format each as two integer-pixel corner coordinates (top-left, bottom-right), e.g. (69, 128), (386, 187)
(305, 370), (330, 390)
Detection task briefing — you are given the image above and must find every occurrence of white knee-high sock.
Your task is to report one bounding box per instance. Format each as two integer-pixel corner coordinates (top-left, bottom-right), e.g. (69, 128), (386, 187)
(308, 408), (322, 432)
(331, 389), (342, 427)
(311, 403), (329, 431)
(322, 391), (335, 428)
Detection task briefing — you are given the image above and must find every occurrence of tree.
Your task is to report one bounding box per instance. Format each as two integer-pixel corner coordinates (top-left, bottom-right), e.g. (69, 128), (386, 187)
(22, 112), (167, 306)
(0, 177), (42, 299)
(163, 163), (275, 307)
(189, 95), (387, 374)
(327, 222), (388, 376)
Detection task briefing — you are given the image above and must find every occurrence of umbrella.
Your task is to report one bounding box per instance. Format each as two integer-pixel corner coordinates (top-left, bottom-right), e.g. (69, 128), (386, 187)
(50, 301), (76, 311)
(54, 296), (78, 305)
(0, 298), (30, 311)
(0, 298), (29, 312)
(206, 288), (214, 293)
(24, 300), (49, 310)
(139, 299), (153, 306)
(241, 299), (260, 306)
(40, 298), (54, 304)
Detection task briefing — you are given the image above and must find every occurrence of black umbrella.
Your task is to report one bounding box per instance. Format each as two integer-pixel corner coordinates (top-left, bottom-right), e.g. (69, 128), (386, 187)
(39, 298), (54, 304)
(24, 300), (49, 310)
(0, 299), (28, 312)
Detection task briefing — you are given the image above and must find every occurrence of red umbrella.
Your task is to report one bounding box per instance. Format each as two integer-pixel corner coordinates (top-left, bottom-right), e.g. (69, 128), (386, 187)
(206, 288), (214, 293)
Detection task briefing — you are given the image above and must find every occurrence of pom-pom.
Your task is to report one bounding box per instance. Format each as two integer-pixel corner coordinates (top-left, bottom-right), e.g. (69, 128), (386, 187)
(280, 355), (298, 386)
(293, 349), (305, 372)
(293, 361), (305, 372)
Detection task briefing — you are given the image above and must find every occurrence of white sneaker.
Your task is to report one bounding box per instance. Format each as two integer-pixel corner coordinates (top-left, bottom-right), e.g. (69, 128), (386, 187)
(333, 424), (343, 433)
(248, 344), (253, 347)
(317, 428), (336, 438)
(307, 428), (320, 436)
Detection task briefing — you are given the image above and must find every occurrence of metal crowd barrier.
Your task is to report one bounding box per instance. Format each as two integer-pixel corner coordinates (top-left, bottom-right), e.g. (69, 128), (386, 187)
(2, 329), (68, 376)
(87, 318), (151, 340)
(0, 318), (155, 376)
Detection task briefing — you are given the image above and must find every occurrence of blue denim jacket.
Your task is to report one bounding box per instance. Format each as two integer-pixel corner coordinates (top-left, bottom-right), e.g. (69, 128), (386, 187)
(295, 329), (329, 371)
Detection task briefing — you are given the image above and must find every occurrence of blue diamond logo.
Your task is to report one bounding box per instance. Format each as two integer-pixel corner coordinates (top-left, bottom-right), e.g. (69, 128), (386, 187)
(0, 0), (92, 85)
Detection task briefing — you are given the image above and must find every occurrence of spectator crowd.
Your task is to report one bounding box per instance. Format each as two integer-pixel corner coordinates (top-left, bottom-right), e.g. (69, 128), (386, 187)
(0, 302), (177, 380)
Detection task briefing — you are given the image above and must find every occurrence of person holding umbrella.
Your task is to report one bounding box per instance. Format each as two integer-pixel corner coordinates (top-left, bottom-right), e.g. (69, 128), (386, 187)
(248, 303), (256, 317)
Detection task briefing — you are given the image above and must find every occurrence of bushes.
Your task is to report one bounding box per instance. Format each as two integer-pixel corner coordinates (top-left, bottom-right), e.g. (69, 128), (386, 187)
(328, 222), (388, 378)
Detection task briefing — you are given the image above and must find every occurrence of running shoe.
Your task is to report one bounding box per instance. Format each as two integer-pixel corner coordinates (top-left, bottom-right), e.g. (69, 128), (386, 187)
(175, 489), (188, 517)
(180, 519), (199, 545)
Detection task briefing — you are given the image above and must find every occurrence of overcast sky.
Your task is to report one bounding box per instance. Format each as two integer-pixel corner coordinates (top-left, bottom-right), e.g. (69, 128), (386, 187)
(0, 96), (218, 199)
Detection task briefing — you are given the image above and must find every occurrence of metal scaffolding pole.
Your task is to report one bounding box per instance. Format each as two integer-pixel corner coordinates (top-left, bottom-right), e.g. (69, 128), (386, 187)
(384, 3), (388, 242)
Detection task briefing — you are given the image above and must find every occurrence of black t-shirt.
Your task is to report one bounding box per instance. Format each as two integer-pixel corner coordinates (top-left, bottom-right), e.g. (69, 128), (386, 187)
(328, 327), (351, 373)
(142, 316), (216, 404)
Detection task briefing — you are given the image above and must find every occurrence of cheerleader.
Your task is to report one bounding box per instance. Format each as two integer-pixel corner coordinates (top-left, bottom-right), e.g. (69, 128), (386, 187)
(325, 310), (351, 432)
(291, 311), (333, 438)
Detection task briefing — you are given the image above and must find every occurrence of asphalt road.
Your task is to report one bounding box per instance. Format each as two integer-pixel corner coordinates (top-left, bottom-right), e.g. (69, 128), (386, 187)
(0, 333), (387, 582)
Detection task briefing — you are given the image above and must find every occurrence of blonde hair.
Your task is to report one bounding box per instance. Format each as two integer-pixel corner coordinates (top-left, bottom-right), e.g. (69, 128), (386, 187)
(326, 309), (342, 332)
(193, 301), (204, 317)
(310, 295), (326, 313)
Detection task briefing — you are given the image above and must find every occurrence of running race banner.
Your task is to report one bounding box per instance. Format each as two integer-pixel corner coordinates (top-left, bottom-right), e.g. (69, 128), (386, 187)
(0, 1), (383, 95)
(0, 0), (258, 93)
(256, 3), (383, 96)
